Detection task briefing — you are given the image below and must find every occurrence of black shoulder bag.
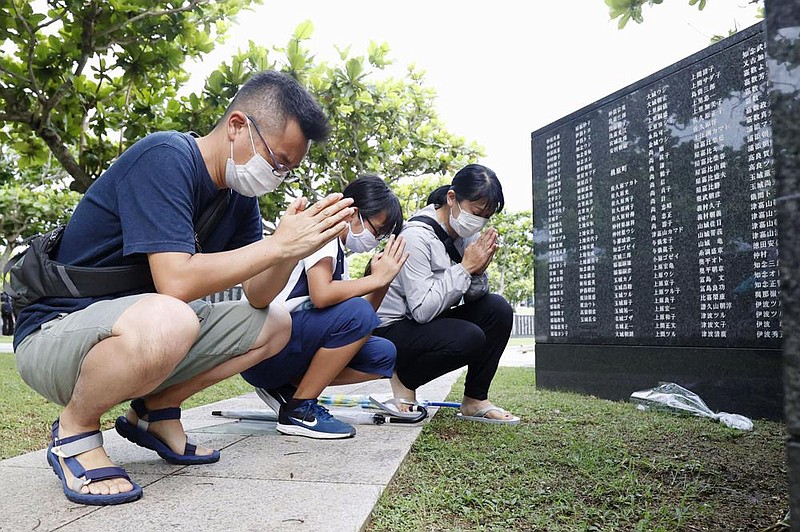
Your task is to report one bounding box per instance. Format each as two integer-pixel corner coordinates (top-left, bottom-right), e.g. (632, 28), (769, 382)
(3, 191), (230, 316)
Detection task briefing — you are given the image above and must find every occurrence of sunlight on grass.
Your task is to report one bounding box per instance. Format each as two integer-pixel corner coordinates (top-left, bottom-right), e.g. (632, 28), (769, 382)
(2, 353), (788, 530)
(367, 367), (788, 531)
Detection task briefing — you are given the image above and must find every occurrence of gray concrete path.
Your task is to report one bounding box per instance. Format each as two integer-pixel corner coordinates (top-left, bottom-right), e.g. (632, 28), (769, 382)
(0, 343), (534, 532)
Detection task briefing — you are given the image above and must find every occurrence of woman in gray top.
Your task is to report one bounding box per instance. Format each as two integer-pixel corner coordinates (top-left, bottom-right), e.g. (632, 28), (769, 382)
(374, 164), (519, 424)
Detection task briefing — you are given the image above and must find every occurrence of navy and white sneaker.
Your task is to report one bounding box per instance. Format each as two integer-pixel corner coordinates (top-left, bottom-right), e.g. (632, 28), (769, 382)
(255, 383), (297, 414)
(277, 399), (356, 439)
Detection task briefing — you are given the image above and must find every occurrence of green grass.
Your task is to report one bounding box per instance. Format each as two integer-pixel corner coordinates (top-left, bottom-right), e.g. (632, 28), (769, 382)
(1, 350), (789, 529)
(368, 367), (789, 531)
(0, 352), (251, 459)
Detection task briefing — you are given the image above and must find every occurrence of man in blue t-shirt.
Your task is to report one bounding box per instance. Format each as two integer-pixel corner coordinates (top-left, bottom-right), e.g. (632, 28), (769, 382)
(14, 71), (354, 506)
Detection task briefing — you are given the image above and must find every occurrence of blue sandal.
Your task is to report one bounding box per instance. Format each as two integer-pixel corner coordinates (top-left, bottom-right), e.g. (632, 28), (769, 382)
(114, 398), (220, 465)
(47, 419), (143, 505)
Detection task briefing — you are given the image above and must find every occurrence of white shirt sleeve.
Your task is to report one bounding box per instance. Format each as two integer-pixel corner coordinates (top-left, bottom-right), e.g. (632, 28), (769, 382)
(274, 238), (340, 312)
(303, 238), (339, 273)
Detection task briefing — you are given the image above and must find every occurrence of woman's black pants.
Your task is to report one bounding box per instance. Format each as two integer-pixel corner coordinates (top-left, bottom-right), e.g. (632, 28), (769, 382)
(373, 293), (513, 401)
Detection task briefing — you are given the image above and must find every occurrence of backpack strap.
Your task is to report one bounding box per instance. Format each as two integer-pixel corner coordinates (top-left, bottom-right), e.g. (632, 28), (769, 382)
(408, 216), (462, 263)
(187, 130), (230, 252)
(194, 191), (230, 252)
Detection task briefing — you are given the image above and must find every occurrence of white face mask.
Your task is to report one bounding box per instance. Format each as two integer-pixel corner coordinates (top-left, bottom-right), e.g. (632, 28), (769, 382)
(346, 213), (380, 253)
(449, 201), (489, 238)
(224, 119), (284, 197)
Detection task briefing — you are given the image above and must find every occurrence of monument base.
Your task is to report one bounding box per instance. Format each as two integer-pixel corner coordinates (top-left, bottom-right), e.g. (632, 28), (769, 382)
(535, 343), (783, 421)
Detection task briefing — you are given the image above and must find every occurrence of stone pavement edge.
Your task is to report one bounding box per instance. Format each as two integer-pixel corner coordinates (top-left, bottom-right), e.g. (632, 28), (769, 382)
(0, 343), (534, 532)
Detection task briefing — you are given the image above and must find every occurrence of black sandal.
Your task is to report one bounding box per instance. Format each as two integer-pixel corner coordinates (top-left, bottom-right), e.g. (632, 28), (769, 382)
(114, 398), (220, 465)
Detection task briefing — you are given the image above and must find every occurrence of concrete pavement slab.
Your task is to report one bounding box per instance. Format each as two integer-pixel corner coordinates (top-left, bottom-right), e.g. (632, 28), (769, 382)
(176, 422), (423, 485)
(54, 476), (383, 532)
(0, 431), (247, 477)
(0, 369), (461, 532)
(0, 467), (164, 532)
(499, 342), (535, 367)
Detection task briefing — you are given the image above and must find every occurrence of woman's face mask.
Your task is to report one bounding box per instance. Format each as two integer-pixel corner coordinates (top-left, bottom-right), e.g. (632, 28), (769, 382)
(346, 212), (380, 253)
(224, 119), (284, 197)
(449, 199), (489, 238)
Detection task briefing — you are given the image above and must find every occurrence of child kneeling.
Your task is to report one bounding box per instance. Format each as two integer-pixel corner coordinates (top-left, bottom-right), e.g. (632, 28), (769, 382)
(241, 175), (408, 439)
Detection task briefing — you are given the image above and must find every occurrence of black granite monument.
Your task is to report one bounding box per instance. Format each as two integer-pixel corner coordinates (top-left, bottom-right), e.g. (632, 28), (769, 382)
(531, 21), (783, 420)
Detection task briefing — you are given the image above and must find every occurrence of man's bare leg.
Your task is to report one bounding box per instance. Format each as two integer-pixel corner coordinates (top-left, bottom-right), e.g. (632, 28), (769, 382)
(56, 295), (201, 496)
(123, 303), (292, 457)
(58, 298), (291, 497)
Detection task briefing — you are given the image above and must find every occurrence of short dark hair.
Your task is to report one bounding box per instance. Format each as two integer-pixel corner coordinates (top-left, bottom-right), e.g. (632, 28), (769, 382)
(223, 71), (330, 142)
(427, 164), (504, 214)
(343, 175), (404, 237)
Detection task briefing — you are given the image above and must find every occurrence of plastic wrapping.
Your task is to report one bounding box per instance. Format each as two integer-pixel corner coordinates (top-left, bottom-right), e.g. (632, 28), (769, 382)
(629, 382), (754, 431)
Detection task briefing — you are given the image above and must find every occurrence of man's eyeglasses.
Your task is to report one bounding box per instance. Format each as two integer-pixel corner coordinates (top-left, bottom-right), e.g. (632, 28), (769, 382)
(245, 114), (293, 180)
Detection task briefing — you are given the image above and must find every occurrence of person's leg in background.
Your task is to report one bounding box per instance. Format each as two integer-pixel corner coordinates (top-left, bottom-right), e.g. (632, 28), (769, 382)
(375, 293), (515, 420)
(441, 294), (513, 404)
(242, 297), (387, 439)
(374, 316), (485, 402)
(330, 334), (395, 384)
(2, 311), (12, 336)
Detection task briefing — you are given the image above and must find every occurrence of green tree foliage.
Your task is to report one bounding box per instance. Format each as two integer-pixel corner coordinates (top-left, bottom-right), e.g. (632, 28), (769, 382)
(0, 0), (260, 192)
(346, 252), (371, 281)
(605, 0), (762, 29)
(391, 175), (450, 217)
(0, 3), (522, 309)
(2, 6), (483, 226)
(487, 210), (534, 306)
(173, 21), (483, 223)
(0, 150), (80, 271)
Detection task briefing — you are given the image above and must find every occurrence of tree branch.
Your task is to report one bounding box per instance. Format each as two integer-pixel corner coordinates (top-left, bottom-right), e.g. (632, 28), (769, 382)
(95, 0), (209, 40)
(0, 111), (35, 123)
(34, 6), (68, 32)
(73, 1), (99, 79)
(0, 63), (31, 85)
(119, 80), (134, 157)
(41, 2), (99, 122)
(9, 1), (44, 102)
(34, 124), (93, 192)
